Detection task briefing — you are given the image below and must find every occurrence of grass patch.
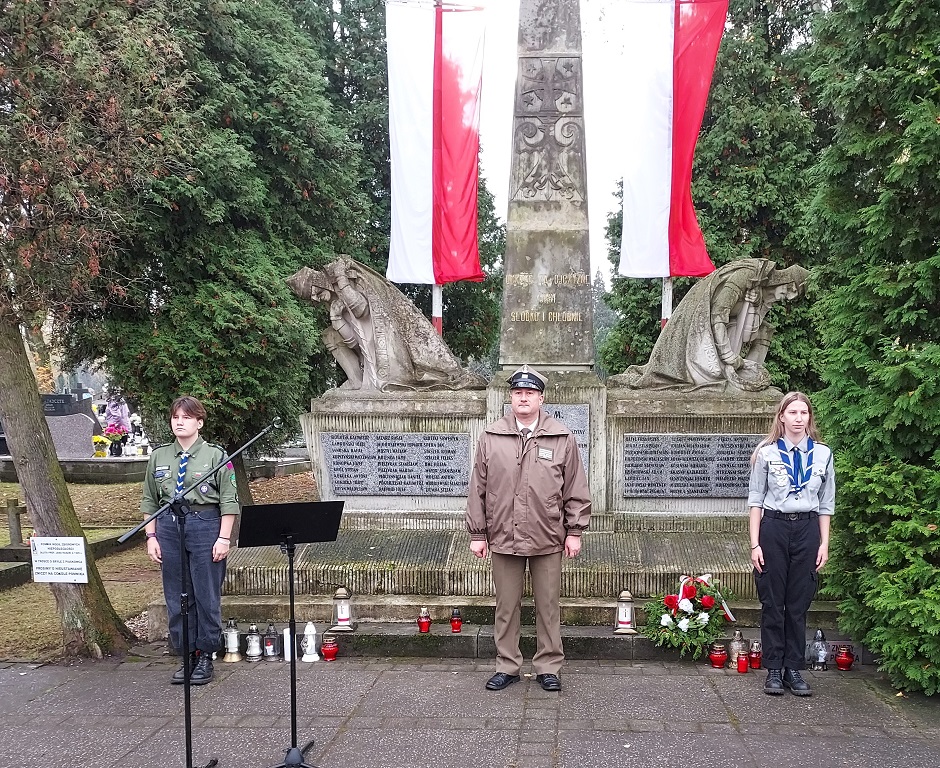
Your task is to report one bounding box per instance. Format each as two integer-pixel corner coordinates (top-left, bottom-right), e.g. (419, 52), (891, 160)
(0, 547), (162, 662)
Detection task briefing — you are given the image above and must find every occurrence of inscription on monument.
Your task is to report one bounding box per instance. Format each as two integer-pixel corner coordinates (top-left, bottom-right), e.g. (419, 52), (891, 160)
(623, 434), (759, 498)
(322, 433), (470, 497)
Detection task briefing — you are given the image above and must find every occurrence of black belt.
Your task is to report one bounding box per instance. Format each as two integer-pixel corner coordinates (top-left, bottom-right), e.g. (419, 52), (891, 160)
(190, 504), (220, 511)
(763, 509), (817, 521)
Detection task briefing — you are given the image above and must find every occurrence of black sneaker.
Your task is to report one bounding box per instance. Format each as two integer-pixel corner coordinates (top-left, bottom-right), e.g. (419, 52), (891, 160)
(783, 668), (812, 696)
(171, 652), (198, 685)
(190, 652), (214, 685)
(763, 668), (785, 695)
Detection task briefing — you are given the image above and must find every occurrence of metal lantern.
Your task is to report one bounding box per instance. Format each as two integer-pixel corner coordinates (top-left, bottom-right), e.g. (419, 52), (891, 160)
(301, 621), (319, 662)
(245, 622), (263, 662)
(222, 618), (242, 663)
(728, 629), (748, 664)
(331, 587), (355, 631)
(263, 621), (281, 662)
(614, 590), (637, 634)
(809, 629), (829, 671)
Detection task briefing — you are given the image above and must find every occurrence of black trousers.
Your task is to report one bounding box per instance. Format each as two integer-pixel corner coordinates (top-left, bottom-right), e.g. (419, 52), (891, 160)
(755, 514), (820, 670)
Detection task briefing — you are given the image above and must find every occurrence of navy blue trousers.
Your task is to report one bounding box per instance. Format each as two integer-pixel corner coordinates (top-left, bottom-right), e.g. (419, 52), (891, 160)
(156, 509), (226, 655)
(755, 514), (820, 670)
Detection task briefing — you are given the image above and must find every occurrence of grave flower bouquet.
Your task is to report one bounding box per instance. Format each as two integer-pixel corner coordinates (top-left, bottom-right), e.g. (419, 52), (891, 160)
(92, 434), (111, 457)
(641, 573), (736, 659)
(104, 424), (128, 440)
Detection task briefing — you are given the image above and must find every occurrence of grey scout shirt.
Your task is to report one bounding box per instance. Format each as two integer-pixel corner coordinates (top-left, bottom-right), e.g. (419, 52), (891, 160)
(747, 437), (835, 516)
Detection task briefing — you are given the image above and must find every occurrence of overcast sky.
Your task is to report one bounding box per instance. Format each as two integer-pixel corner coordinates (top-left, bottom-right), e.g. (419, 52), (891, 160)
(478, 0), (629, 286)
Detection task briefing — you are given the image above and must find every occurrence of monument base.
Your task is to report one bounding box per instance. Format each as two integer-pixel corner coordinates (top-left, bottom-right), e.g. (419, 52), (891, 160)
(300, 387), (487, 518)
(605, 388), (780, 515)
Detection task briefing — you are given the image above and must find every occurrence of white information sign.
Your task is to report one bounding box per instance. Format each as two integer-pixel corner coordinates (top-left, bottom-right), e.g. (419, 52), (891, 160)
(30, 537), (89, 583)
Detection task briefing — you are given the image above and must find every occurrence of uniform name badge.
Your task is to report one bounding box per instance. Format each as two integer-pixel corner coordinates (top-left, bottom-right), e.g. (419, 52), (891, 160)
(538, 447), (553, 461)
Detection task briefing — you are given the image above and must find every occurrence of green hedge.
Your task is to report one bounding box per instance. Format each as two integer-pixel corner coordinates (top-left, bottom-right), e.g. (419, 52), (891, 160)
(822, 459), (940, 694)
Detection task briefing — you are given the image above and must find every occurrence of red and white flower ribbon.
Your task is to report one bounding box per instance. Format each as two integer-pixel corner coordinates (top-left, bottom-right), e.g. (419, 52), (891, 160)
(679, 573), (736, 623)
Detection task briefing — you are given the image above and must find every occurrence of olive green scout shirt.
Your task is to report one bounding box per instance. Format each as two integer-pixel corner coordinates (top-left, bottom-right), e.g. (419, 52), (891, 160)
(141, 437), (240, 516)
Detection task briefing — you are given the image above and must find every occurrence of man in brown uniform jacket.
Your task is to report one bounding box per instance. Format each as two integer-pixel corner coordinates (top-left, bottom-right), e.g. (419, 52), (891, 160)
(466, 365), (592, 692)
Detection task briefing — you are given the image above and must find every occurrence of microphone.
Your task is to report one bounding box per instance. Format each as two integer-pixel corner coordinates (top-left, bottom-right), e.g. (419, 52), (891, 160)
(271, 416), (283, 430)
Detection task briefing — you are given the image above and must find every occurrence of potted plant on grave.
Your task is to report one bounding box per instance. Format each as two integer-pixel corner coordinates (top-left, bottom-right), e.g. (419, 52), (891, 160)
(103, 424), (128, 456)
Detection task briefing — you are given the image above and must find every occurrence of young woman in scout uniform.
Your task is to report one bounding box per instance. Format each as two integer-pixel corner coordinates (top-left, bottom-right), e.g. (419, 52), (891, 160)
(748, 391), (835, 696)
(142, 396), (240, 685)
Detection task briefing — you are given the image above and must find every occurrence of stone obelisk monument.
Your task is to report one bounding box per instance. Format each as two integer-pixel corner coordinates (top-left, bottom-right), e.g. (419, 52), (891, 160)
(498, 0), (593, 372)
(491, 0), (605, 509)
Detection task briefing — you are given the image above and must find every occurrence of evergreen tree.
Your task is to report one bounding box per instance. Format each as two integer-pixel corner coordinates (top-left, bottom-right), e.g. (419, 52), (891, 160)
(600, 0), (823, 391)
(62, 0), (369, 503)
(591, 271), (617, 379)
(810, 0), (940, 694)
(0, 0), (193, 656)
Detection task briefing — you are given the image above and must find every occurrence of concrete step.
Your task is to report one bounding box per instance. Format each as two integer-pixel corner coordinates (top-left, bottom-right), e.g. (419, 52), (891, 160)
(212, 594), (841, 631)
(337, 511), (749, 533)
(223, 528), (759, 602)
(144, 610), (861, 664)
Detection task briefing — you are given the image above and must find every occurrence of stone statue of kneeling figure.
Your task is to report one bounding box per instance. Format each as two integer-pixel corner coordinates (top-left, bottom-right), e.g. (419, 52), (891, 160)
(288, 257), (485, 392)
(608, 258), (809, 393)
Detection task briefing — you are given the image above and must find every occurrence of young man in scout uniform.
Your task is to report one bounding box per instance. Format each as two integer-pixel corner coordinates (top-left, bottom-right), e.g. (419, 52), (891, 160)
(142, 396), (240, 685)
(466, 365), (591, 692)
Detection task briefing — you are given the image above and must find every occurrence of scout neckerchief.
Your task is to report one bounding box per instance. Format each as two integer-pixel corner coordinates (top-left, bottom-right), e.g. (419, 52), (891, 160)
(776, 437), (813, 498)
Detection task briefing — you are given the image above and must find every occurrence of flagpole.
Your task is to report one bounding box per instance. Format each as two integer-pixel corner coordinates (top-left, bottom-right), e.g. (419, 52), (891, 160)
(661, 277), (673, 327)
(432, 284), (443, 335)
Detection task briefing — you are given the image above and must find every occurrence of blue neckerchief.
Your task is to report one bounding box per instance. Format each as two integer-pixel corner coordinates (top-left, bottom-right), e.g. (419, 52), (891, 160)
(776, 437), (813, 496)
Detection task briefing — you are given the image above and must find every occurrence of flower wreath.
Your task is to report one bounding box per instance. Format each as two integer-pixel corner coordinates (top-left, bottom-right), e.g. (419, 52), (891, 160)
(641, 573), (736, 659)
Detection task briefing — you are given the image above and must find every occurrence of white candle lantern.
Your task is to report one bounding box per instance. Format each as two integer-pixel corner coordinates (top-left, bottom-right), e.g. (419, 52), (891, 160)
(614, 590), (637, 634)
(331, 587), (355, 631)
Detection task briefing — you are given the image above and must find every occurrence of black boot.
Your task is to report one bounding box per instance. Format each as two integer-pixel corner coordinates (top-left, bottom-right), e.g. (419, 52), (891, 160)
(190, 651), (214, 685)
(171, 651), (198, 685)
(783, 668), (813, 696)
(763, 668), (785, 695)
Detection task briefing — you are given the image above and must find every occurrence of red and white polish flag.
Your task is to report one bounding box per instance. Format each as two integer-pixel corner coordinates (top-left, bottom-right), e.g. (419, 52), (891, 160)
(386, 1), (486, 285)
(618, 0), (728, 278)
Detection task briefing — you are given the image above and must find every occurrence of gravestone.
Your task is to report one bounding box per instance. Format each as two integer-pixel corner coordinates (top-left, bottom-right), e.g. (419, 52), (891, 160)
(46, 413), (97, 459)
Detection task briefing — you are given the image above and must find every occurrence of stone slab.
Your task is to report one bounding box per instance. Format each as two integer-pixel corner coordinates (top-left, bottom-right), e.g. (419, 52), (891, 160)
(321, 432), (471, 496)
(623, 433), (759, 497)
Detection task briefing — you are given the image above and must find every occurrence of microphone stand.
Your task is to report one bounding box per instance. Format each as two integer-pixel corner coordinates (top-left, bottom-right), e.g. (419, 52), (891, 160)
(120, 419), (282, 768)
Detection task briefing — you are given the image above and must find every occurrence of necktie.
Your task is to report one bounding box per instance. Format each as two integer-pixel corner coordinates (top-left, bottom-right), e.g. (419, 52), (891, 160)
(176, 452), (189, 495)
(521, 428), (531, 440)
(792, 447), (802, 484)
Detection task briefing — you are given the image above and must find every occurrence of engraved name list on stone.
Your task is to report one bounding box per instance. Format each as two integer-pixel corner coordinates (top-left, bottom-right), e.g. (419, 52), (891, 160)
(623, 434), (760, 498)
(322, 433), (471, 497)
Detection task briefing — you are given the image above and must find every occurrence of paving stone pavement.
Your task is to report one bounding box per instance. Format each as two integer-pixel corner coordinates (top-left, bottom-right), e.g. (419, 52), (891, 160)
(1, 647), (938, 768)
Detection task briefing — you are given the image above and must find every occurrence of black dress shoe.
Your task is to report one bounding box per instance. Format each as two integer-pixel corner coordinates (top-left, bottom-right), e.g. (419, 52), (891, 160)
(190, 653), (214, 685)
(485, 672), (520, 691)
(763, 668), (785, 695)
(783, 668), (812, 696)
(171, 652), (198, 684)
(536, 673), (562, 691)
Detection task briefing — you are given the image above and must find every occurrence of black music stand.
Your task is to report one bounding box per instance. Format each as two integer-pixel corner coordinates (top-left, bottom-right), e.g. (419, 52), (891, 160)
(237, 501), (344, 768)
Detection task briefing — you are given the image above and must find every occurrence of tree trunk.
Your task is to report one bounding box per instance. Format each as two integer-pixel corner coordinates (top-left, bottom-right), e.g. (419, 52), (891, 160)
(0, 315), (133, 657)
